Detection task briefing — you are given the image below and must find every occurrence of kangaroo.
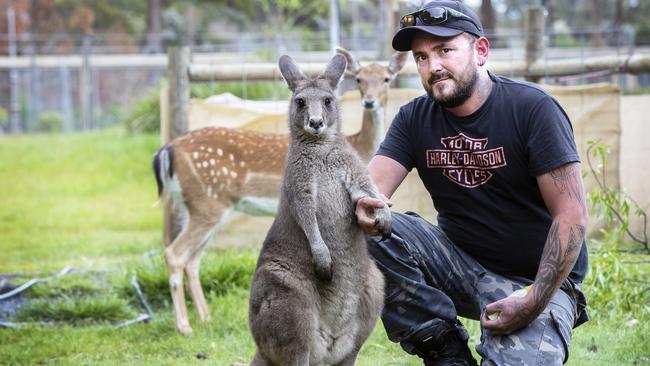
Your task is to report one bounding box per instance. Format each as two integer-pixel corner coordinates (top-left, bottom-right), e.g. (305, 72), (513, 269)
(248, 54), (391, 366)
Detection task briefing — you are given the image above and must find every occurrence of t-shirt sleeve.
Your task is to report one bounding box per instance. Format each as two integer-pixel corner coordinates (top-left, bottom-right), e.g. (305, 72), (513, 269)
(376, 105), (416, 172)
(527, 96), (580, 176)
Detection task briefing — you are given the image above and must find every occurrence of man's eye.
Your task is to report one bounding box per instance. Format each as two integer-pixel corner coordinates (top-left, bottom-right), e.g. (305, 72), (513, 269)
(442, 48), (452, 53)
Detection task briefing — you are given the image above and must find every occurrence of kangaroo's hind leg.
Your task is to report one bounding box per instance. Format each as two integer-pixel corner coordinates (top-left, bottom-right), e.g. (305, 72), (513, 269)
(249, 266), (315, 366)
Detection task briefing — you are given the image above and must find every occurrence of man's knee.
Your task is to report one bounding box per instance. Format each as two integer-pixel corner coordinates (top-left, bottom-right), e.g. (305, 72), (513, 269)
(477, 310), (571, 365)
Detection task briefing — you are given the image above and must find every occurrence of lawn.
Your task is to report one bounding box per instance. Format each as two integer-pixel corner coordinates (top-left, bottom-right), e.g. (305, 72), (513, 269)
(0, 130), (648, 365)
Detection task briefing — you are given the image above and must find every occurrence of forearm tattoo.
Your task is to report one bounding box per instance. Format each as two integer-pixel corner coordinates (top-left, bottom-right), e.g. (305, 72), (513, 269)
(549, 163), (587, 212)
(523, 163), (587, 320)
(530, 222), (585, 314)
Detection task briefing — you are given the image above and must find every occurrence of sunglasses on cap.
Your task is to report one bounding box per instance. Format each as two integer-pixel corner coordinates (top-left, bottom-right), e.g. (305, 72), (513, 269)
(399, 5), (481, 33)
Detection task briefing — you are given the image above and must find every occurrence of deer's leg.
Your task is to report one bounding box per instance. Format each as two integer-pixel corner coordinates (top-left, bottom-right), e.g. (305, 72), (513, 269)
(185, 207), (232, 322)
(164, 218), (217, 335)
(185, 251), (211, 322)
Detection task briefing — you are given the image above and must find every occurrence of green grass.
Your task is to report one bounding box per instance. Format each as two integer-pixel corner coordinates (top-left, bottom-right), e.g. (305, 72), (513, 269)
(0, 130), (648, 365)
(0, 130), (161, 272)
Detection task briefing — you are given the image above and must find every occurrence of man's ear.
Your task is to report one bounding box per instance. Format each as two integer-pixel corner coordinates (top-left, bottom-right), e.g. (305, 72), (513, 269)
(475, 36), (490, 67)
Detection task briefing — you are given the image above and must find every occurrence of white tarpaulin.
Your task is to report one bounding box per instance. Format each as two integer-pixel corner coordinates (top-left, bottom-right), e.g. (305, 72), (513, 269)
(177, 83), (642, 247)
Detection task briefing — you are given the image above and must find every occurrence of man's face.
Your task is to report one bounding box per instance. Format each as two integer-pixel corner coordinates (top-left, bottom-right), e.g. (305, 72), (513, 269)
(411, 32), (478, 108)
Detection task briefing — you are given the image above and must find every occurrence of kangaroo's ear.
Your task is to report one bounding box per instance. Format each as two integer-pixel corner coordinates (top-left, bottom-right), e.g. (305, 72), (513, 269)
(336, 47), (361, 76)
(279, 55), (308, 92)
(318, 53), (347, 90)
(388, 51), (409, 76)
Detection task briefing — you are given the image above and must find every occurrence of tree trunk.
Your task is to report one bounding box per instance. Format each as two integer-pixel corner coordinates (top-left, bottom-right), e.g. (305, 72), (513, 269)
(145, 0), (162, 53)
(480, 0), (496, 36)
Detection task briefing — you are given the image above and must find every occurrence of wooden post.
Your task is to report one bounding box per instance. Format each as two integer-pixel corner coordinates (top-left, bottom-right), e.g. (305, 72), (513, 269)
(525, 6), (545, 83)
(384, 0), (400, 60)
(163, 46), (190, 246)
(167, 46), (190, 139)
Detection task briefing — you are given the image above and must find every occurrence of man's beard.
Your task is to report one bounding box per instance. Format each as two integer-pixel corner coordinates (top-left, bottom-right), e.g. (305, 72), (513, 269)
(424, 63), (478, 108)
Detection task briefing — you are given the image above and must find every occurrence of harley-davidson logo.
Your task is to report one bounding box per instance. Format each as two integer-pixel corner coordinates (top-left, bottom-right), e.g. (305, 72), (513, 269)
(426, 133), (507, 188)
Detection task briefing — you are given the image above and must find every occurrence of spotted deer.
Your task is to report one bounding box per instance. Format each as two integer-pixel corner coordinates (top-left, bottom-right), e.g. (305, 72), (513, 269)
(249, 53), (390, 366)
(152, 49), (408, 335)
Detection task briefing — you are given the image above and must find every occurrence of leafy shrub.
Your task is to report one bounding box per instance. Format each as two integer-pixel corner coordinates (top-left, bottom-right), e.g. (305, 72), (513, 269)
(0, 106), (8, 131)
(123, 88), (161, 134)
(37, 111), (64, 132)
(584, 141), (650, 319)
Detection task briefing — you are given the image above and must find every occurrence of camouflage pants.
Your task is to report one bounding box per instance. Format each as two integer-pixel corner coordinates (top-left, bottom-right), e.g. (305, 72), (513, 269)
(368, 212), (587, 366)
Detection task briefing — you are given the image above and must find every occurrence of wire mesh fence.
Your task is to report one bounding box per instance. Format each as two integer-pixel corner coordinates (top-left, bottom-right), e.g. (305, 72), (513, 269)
(0, 28), (647, 135)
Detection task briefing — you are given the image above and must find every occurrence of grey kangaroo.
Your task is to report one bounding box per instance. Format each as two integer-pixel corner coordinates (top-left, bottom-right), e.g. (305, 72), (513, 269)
(248, 54), (391, 366)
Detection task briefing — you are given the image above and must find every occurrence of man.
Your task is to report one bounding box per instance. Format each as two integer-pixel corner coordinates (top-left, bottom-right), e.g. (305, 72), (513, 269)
(355, 1), (589, 365)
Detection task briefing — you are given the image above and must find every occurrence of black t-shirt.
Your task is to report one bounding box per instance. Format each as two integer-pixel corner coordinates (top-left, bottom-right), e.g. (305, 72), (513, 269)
(377, 74), (588, 282)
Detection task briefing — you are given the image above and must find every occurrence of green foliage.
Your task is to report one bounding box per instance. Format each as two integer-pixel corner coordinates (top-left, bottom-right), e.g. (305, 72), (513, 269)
(0, 106), (8, 130)
(190, 80), (289, 100)
(36, 111), (64, 132)
(123, 88), (161, 134)
(584, 141), (650, 319)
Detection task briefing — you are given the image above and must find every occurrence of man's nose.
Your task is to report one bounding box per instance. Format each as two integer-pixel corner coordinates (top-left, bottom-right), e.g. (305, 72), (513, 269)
(426, 55), (444, 73)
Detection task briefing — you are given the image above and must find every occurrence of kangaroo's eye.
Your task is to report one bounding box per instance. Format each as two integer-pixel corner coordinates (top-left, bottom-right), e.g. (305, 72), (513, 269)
(295, 98), (305, 107)
(324, 97), (332, 106)
(384, 77), (391, 83)
(355, 78), (361, 84)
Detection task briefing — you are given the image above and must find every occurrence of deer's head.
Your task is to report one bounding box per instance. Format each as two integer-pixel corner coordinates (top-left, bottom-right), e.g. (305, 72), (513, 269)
(336, 47), (409, 111)
(279, 54), (347, 138)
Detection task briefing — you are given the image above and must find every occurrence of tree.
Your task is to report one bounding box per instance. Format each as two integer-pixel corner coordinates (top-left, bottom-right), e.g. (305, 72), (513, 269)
(480, 0), (497, 36)
(144, 0), (163, 53)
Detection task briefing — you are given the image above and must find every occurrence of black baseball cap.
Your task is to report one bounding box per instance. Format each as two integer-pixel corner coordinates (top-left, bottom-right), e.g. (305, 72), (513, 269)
(392, 0), (484, 51)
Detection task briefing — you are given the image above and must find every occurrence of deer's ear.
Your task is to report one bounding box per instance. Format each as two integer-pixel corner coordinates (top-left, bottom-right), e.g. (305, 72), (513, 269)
(279, 55), (308, 92)
(336, 47), (361, 75)
(388, 51), (409, 76)
(319, 53), (347, 90)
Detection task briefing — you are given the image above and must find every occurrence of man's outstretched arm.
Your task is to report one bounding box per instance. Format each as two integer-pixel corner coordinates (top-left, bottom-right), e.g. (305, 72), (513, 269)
(483, 162), (588, 335)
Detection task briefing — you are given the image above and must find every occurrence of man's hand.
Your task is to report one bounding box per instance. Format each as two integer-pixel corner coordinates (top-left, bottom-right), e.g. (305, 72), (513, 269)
(355, 195), (392, 237)
(481, 293), (540, 336)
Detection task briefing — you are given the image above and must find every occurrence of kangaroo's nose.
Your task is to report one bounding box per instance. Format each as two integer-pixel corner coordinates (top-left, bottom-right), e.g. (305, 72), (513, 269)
(309, 117), (324, 130)
(363, 99), (376, 109)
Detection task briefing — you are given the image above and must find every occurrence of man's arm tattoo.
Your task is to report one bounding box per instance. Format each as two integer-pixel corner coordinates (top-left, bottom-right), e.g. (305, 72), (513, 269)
(550, 164), (586, 211)
(531, 221), (585, 315)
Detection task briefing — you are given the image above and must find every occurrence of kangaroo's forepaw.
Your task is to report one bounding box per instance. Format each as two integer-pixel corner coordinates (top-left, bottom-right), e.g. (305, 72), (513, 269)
(374, 206), (392, 240)
(315, 260), (333, 282)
